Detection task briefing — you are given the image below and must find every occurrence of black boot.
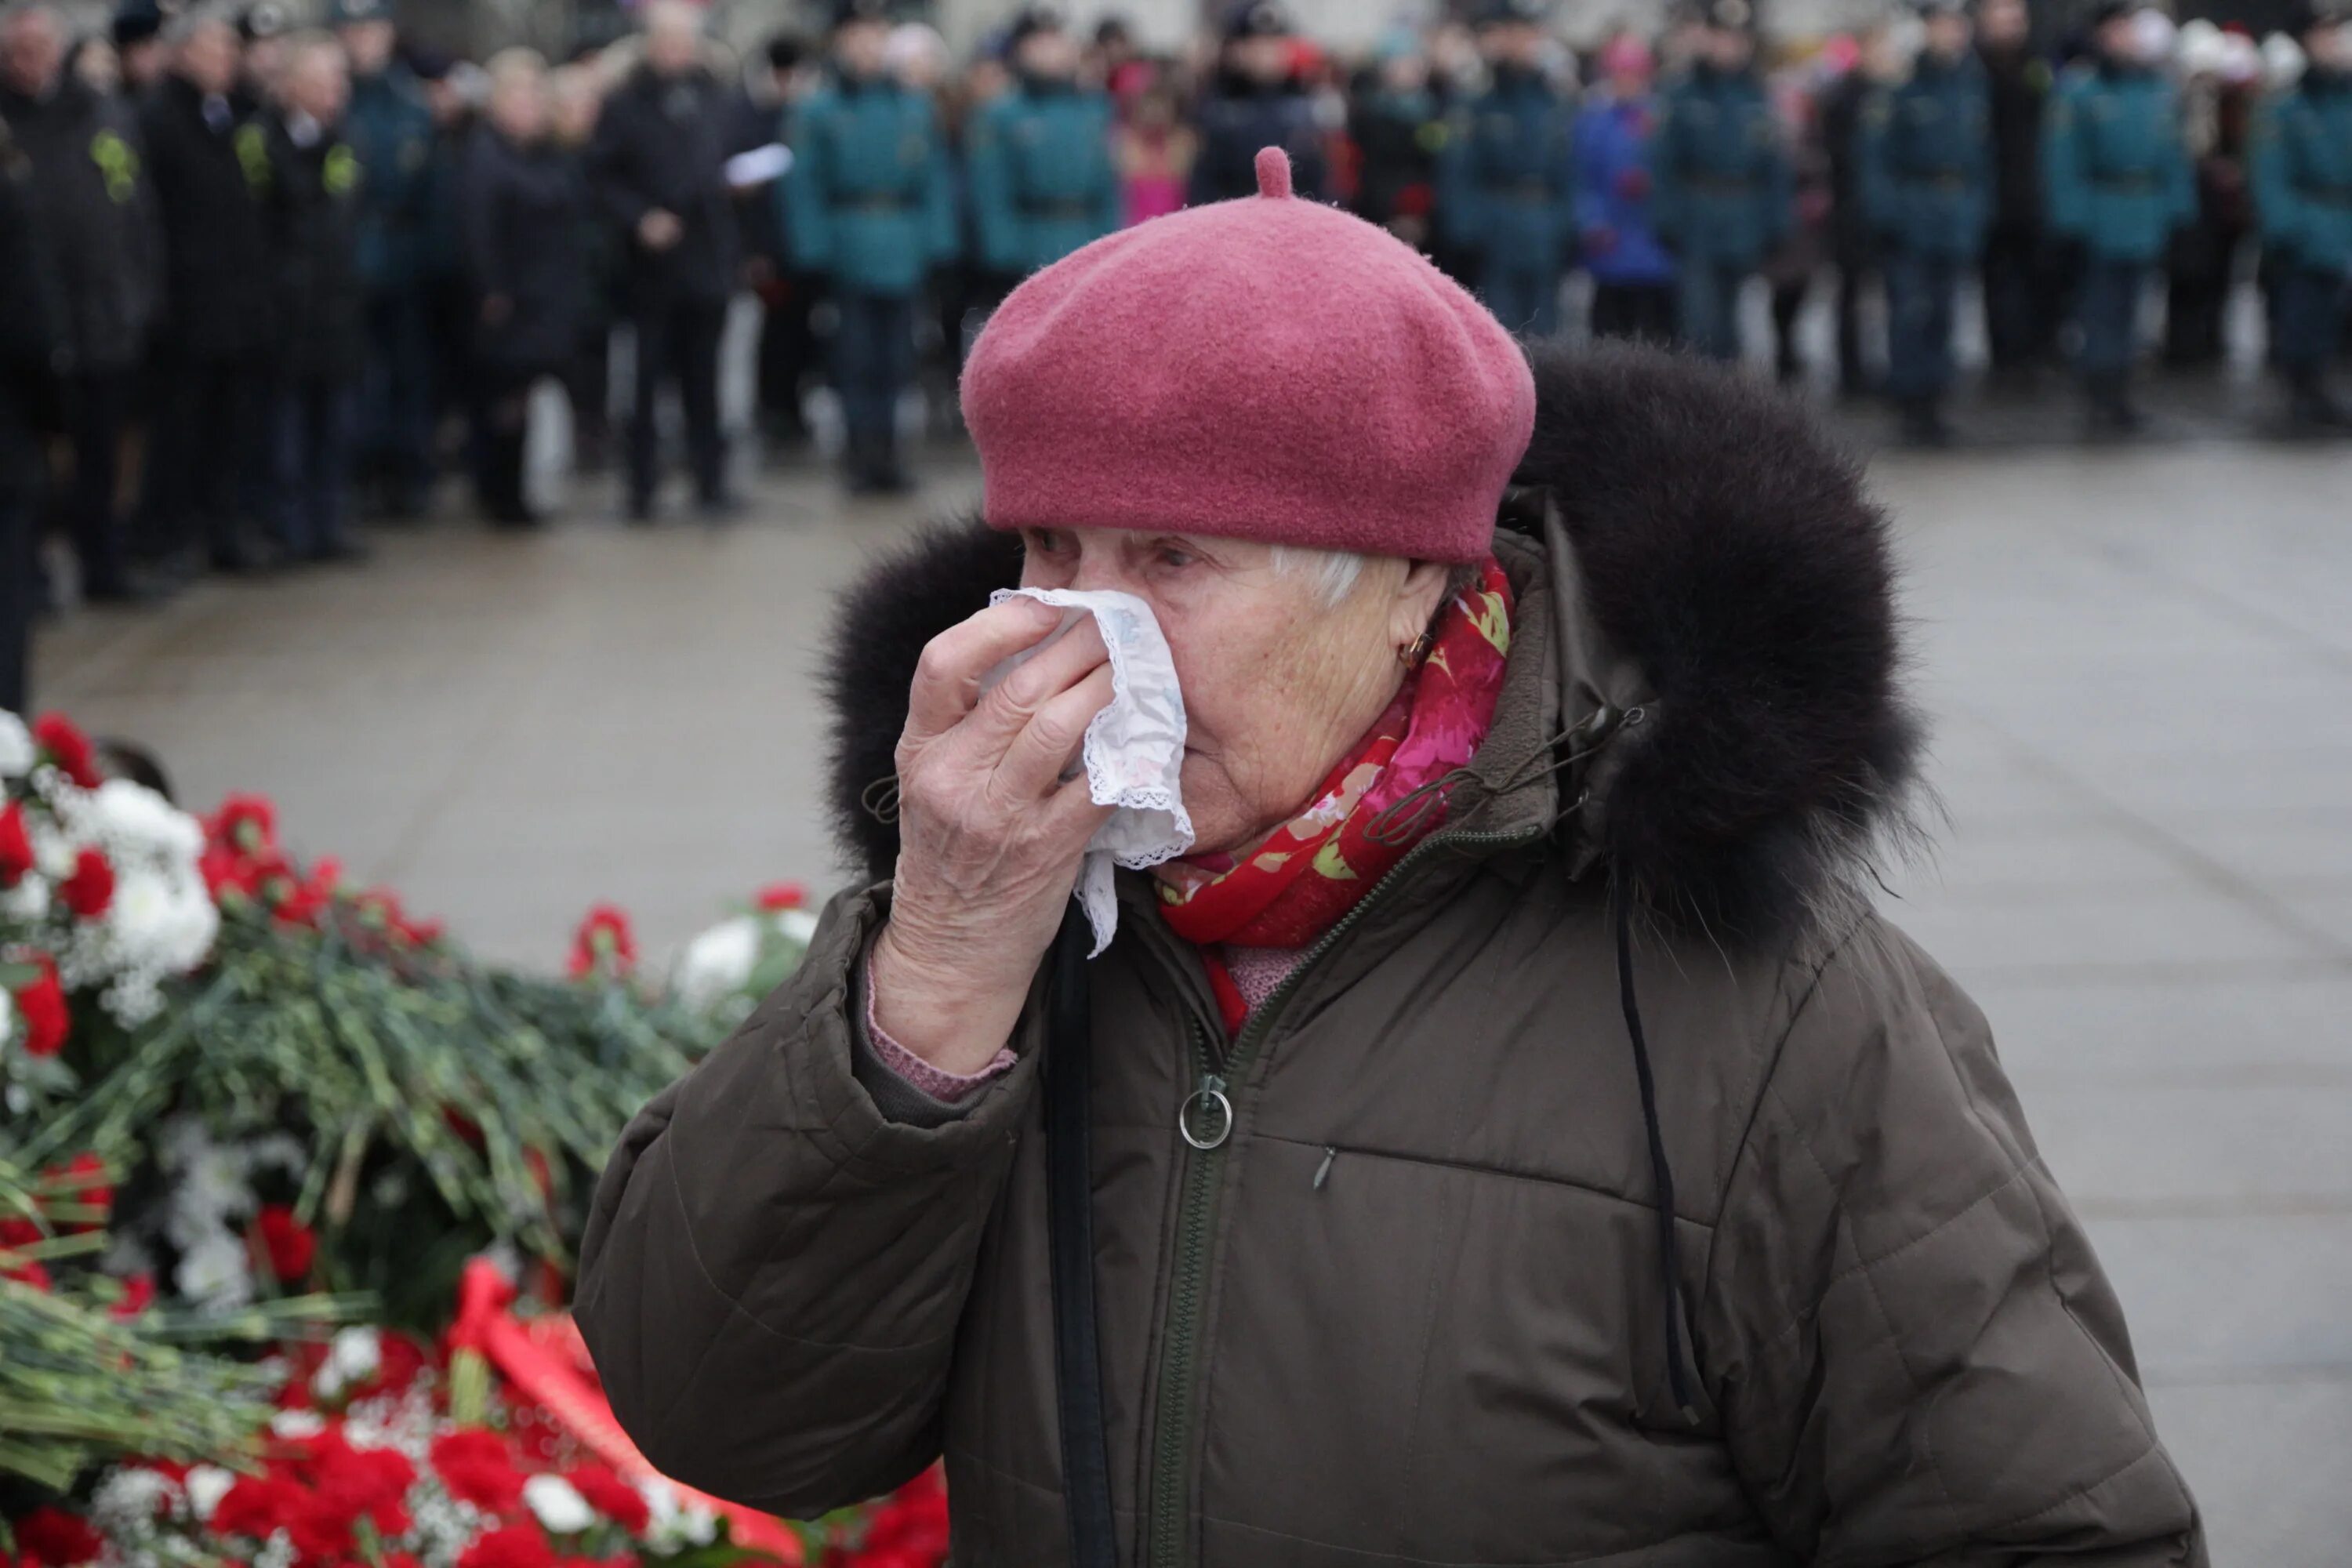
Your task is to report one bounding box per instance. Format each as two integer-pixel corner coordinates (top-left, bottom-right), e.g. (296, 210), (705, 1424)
(2085, 376), (2144, 437)
(2287, 368), (2351, 433)
(1898, 397), (1954, 447)
(869, 426), (914, 495)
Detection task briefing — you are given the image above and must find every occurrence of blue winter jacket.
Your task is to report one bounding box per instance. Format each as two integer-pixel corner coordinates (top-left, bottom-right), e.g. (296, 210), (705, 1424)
(1571, 93), (1675, 285)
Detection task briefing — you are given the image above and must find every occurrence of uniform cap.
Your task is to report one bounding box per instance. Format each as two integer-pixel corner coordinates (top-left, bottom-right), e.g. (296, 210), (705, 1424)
(1475, 0), (1552, 26)
(1006, 2), (1068, 46)
(833, 0), (891, 29)
(238, 1), (292, 42)
(1225, 1), (1295, 41)
(113, 2), (164, 47)
(328, 0), (390, 24)
(961, 147), (1536, 565)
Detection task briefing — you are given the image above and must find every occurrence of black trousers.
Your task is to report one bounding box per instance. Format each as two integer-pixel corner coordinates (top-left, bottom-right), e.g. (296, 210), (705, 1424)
(1982, 223), (2055, 369)
(627, 292), (727, 507)
(60, 368), (134, 595)
(0, 434), (31, 711)
(142, 352), (255, 563)
(1589, 281), (1677, 344)
(473, 360), (554, 520)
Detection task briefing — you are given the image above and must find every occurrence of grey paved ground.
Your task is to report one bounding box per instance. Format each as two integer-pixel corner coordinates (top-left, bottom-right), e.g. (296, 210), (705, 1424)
(33, 434), (2352, 1563)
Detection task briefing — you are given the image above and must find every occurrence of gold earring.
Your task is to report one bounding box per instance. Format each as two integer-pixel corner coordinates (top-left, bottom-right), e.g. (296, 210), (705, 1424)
(1399, 630), (1434, 666)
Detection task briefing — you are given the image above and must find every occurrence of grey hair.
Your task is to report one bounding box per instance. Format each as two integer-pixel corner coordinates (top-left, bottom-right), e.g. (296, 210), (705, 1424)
(1267, 545), (1365, 608)
(1269, 546), (1482, 622)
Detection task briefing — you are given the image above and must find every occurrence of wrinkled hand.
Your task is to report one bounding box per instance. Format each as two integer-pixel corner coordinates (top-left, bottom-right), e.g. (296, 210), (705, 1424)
(637, 209), (684, 252)
(869, 598), (1114, 1075)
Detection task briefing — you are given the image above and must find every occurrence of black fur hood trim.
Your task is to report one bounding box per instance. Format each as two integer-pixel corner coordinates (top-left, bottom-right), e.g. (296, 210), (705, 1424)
(821, 343), (1923, 946)
(1520, 342), (1924, 940)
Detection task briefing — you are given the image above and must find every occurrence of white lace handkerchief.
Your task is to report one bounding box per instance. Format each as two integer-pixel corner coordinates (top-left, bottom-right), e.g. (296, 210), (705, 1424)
(985, 587), (1192, 956)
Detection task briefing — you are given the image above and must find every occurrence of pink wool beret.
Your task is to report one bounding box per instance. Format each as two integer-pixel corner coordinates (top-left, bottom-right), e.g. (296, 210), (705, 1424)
(961, 147), (1536, 564)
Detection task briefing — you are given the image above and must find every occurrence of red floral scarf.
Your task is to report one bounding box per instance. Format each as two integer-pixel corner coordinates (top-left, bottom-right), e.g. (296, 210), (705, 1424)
(1155, 557), (1515, 952)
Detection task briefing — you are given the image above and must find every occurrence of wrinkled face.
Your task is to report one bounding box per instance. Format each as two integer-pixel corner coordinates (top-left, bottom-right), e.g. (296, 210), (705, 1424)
(339, 18), (394, 75)
(1, 9), (63, 97)
(180, 20), (238, 95)
(1017, 527), (1453, 855)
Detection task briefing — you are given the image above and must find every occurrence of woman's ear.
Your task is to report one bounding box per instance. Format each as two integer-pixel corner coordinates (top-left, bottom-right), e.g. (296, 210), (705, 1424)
(1387, 559), (1456, 654)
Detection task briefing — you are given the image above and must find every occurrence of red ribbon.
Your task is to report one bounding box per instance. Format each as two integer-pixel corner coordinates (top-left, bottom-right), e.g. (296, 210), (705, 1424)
(451, 1259), (802, 1564)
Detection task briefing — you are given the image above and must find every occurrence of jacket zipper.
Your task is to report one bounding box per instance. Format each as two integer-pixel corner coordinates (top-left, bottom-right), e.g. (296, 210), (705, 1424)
(1139, 823), (1544, 1568)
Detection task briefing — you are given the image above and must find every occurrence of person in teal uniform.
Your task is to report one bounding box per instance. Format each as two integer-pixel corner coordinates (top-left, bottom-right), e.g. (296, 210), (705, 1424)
(784, 0), (955, 495)
(1653, 0), (1791, 361)
(1860, 0), (1991, 443)
(2041, 0), (2195, 434)
(333, 0), (437, 518)
(2249, 0), (2352, 430)
(966, 5), (1119, 285)
(1437, 0), (1576, 337)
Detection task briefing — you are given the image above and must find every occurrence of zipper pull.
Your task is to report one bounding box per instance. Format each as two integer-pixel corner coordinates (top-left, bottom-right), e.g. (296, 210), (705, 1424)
(1313, 1146), (1337, 1191)
(1178, 1071), (1232, 1151)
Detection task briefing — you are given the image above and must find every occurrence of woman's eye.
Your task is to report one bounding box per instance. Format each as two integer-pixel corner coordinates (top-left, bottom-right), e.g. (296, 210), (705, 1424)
(1154, 547), (1196, 570)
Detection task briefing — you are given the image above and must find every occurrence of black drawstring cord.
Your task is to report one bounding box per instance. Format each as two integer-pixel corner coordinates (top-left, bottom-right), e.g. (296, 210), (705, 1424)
(1614, 880), (1697, 1420)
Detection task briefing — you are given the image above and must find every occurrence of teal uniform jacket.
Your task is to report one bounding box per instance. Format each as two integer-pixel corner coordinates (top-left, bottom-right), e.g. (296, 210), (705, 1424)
(343, 66), (437, 292)
(1653, 64), (1792, 269)
(966, 78), (1120, 278)
(783, 77), (955, 297)
(2249, 66), (2352, 274)
(2041, 60), (2194, 263)
(1859, 53), (1992, 260)
(1437, 67), (1578, 274)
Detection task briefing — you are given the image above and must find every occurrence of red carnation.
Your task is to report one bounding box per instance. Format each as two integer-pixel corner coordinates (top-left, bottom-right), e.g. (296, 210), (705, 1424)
(567, 904), (636, 979)
(210, 1472), (304, 1540)
(32, 713), (101, 789)
(12, 954), (70, 1058)
(59, 848), (114, 919)
(456, 1523), (557, 1568)
(2, 1254), (53, 1291)
(0, 802), (32, 886)
(110, 1269), (157, 1319)
(13, 1505), (104, 1566)
(44, 1151), (112, 1232)
(755, 881), (807, 912)
(430, 1429), (528, 1515)
(253, 1203), (317, 1283)
(564, 1462), (650, 1535)
(208, 793), (279, 857)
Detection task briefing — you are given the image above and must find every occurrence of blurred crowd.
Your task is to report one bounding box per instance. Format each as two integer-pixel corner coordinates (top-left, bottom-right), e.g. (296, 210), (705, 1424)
(3, 0), (2351, 710)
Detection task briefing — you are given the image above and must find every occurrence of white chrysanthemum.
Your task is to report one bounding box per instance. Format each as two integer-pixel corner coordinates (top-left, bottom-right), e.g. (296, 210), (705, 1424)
(269, 1408), (326, 1440)
(174, 1227), (255, 1313)
(638, 1477), (719, 1549)
(84, 779), (206, 860)
(184, 1465), (236, 1523)
(0, 873), (45, 921)
(90, 1466), (180, 1536)
(169, 1139), (256, 1229)
(0, 711), (33, 777)
(245, 1132), (309, 1180)
(524, 1473), (595, 1536)
(775, 907), (819, 946)
(673, 915), (760, 1014)
(315, 1325), (383, 1399)
(104, 866), (218, 975)
(254, 1529), (297, 1568)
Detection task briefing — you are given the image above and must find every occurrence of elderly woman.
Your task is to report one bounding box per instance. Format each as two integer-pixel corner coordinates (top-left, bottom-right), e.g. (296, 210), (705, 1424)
(579, 151), (2205, 1566)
